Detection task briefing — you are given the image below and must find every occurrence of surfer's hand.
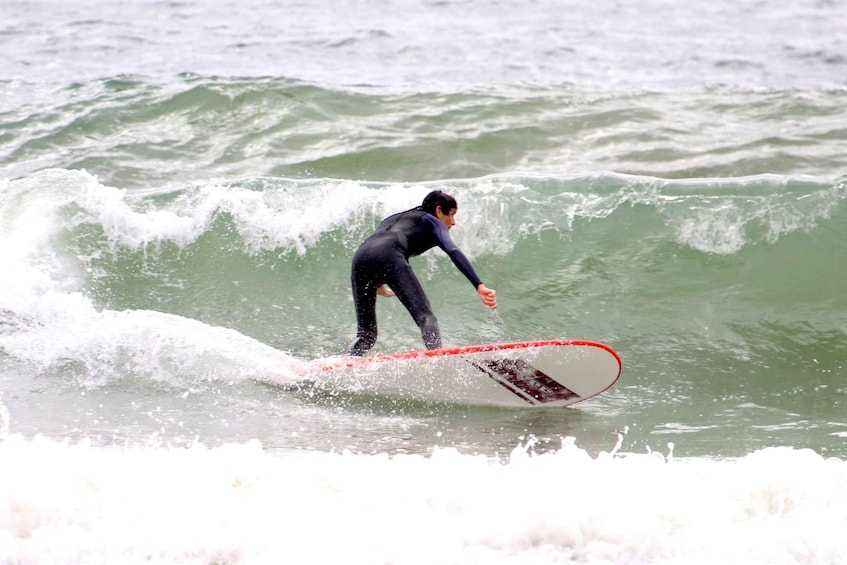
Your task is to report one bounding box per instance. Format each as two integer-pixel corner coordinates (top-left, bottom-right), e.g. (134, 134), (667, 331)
(477, 284), (497, 310)
(377, 285), (395, 297)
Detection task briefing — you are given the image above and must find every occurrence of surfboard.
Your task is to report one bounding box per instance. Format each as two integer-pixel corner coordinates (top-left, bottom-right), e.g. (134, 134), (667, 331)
(303, 340), (622, 408)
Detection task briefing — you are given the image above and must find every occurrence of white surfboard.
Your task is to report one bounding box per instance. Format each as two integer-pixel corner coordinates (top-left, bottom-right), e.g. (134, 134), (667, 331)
(303, 340), (622, 408)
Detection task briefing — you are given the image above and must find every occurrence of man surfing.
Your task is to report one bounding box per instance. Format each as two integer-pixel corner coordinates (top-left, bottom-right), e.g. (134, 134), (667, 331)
(348, 190), (497, 356)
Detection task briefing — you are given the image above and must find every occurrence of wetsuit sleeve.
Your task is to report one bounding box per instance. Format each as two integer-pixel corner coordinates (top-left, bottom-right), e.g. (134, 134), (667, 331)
(427, 216), (484, 288)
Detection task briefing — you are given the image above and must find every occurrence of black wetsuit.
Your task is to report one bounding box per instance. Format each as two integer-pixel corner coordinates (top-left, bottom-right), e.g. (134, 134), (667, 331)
(348, 208), (483, 356)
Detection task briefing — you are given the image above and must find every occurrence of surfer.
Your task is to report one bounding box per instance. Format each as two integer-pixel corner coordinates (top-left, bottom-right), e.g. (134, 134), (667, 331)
(348, 190), (497, 356)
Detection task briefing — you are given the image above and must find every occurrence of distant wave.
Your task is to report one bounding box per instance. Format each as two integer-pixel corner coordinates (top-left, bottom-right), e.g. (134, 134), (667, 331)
(3, 76), (846, 189)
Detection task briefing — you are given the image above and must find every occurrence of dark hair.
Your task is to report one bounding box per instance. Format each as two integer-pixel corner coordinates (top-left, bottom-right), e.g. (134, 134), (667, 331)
(421, 190), (457, 216)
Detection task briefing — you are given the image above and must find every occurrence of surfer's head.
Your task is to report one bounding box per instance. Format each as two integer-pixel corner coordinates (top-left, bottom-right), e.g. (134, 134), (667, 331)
(422, 190), (457, 216)
(422, 190), (458, 229)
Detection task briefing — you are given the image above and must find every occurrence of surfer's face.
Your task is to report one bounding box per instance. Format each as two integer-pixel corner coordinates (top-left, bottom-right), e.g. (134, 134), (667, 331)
(436, 206), (457, 230)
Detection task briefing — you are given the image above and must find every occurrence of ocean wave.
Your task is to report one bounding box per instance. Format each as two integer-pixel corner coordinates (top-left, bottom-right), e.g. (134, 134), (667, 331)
(2, 168), (845, 367)
(3, 77), (847, 188)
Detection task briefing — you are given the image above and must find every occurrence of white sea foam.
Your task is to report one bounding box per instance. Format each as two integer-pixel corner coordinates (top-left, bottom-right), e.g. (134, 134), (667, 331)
(0, 170), (307, 385)
(0, 434), (844, 564)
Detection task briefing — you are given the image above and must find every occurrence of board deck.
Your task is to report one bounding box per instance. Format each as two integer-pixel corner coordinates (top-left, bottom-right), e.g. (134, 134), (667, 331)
(304, 340), (622, 408)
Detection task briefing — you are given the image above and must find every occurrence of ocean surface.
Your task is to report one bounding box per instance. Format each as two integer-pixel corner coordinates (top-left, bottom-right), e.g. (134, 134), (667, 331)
(2, 0), (847, 563)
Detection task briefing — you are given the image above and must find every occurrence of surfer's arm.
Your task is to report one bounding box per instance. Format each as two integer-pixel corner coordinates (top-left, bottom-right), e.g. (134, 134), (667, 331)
(446, 249), (496, 309)
(430, 222), (482, 288)
(429, 219), (497, 309)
